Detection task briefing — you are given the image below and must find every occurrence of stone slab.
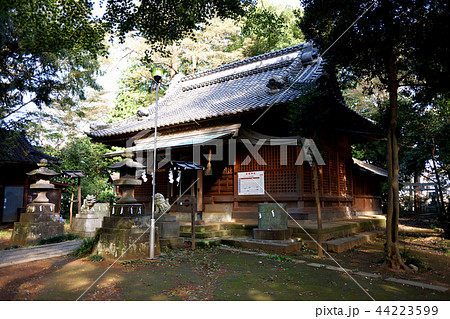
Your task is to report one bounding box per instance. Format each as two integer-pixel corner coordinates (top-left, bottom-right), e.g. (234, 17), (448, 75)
(221, 238), (303, 254)
(291, 259), (306, 264)
(306, 262), (326, 268)
(159, 237), (184, 248)
(253, 228), (292, 240)
(386, 277), (449, 292)
(325, 265), (352, 273)
(102, 216), (151, 229)
(11, 217), (64, 246)
(354, 271), (382, 279)
(94, 226), (160, 261)
(72, 217), (103, 238)
(156, 219), (180, 238)
(258, 203), (288, 230)
(19, 213), (60, 223)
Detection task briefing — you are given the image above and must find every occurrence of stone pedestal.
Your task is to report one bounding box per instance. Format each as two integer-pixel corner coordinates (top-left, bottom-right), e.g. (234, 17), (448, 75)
(11, 204), (64, 246)
(156, 215), (184, 248)
(253, 203), (290, 240)
(94, 214), (160, 260)
(72, 203), (110, 237)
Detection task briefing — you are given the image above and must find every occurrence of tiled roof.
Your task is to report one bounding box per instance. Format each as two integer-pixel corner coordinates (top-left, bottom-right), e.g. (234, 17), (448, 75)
(353, 158), (388, 178)
(0, 130), (57, 164)
(88, 43), (324, 138)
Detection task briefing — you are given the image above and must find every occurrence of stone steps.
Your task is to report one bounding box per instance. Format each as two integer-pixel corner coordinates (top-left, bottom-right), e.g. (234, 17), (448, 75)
(179, 222), (255, 239)
(291, 218), (386, 241)
(303, 230), (383, 253)
(180, 229), (232, 239)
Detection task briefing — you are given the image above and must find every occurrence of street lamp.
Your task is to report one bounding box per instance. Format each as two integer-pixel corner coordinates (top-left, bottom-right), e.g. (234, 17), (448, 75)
(149, 66), (163, 259)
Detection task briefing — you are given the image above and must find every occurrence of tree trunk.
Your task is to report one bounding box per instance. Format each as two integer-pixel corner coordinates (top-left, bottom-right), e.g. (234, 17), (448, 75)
(431, 137), (446, 215)
(69, 191), (74, 230)
(385, 51), (410, 271)
(413, 173), (421, 213)
(312, 160), (324, 258)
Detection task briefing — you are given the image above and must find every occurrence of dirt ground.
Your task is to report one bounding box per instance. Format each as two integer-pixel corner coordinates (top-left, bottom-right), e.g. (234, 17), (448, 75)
(0, 216), (448, 301)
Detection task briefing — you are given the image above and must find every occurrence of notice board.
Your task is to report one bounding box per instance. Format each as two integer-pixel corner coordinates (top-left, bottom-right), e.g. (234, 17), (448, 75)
(238, 171), (265, 195)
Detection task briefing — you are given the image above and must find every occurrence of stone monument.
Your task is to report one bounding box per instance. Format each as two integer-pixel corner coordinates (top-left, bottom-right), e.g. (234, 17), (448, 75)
(94, 154), (160, 260)
(11, 159), (64, 246)
(154, 193), (184, 248)
(71, 195), (110, 237)
(253, 203), (292, 240)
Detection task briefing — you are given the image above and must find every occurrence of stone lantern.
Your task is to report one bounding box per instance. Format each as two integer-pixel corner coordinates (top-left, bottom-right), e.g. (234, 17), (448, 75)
(26, 159), (61, 213)
(94, 153), (160, 260)
(107, 154), (146, 216)
(11, 159), (64, 246)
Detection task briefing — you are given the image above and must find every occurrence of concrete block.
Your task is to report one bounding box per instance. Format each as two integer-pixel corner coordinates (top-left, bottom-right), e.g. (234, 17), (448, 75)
(386, 277), (449, 292)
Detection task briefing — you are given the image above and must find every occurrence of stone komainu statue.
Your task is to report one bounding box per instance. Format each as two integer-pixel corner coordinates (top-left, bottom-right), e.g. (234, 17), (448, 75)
(81, 195), (96, 211)
(154, 193), (170, 215)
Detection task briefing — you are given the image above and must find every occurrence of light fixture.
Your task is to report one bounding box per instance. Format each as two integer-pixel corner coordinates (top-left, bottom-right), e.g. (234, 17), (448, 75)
(152, 67), (164, 83)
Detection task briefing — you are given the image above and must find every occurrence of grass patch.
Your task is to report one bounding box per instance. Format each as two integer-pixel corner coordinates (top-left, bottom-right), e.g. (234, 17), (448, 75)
(195, 240), (221, 249)
(0, 230), (12, 237)
(88, 254), (104, 262)
(36, 233), (80, 246)
(71, 238), (95, 257)
(267, 254), (292, 262)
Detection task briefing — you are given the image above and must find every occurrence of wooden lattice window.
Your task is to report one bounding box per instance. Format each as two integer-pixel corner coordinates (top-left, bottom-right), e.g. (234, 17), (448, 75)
(236, 145), (297, 194)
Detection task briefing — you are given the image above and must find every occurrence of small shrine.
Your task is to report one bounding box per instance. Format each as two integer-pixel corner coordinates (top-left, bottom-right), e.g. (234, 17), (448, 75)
(94, 154), (160, 260)
(11, 159), (64, 246)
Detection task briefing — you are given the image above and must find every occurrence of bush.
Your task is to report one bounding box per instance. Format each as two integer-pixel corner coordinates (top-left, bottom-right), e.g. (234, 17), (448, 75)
(88, 254), (104, 262)
(97, 189), (116, 205)
(4, 244), (20, 250)
(36, 233), (80, 246)
(72, 238), (96, 257)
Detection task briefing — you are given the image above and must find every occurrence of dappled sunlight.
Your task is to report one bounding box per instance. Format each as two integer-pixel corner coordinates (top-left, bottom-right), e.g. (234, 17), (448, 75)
(379, 284), (404, 294)
(248, 288), (273, 301)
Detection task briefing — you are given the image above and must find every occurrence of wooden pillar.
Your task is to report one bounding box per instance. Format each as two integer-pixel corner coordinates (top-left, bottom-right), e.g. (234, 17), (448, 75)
(69, 191), (74, 229)
(77, 177), (82, 215)
(197, 169), (203, 213)
(190, 176), (196, 250)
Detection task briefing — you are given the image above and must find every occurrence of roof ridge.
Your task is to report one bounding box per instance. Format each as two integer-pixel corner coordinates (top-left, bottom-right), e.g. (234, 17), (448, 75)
(181, 43), (307, 83)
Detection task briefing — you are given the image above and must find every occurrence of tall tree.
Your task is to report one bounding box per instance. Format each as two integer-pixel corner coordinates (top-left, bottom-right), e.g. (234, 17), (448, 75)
(0, 0), (107, 127)
(240, 2), (304, 57)
(299, 0), (450, 270)
(104, 0), (252, 54)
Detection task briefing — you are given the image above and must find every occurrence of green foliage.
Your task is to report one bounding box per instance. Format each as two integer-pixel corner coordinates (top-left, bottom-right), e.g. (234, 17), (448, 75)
(241, 3), (304, 57)
(108, 62), (167, 122)
(52, 136), (120, 214)
(104, 0), (252, 53)
(0, 0), (107, 127)
(286, 80), (333, 138)
(36, 233), (80, 246)
(88, 254), (104, 262)
(267, 254), (292, 262)
(71, 237), (95, 257)
(120, 259), (139, 265)
(195, 240), (221, 249)
(96, 189), (117, 205)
